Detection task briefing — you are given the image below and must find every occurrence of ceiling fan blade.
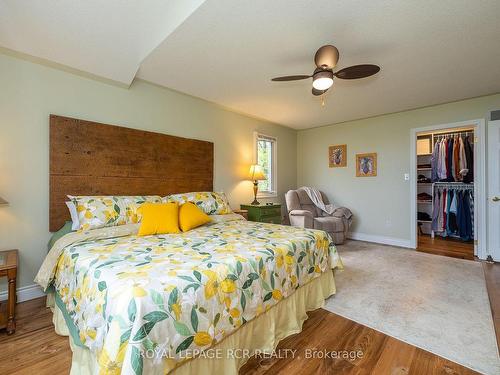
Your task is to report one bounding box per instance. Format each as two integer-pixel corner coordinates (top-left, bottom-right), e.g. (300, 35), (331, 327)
(312, 87), (328, 96)
(334, 64), (380, 79)
(271, 75), (311, 81)
(314, 45), (340, 69)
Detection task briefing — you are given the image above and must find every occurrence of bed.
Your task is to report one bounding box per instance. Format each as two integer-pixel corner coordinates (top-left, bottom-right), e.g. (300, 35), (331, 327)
(36, 115), (343, 374)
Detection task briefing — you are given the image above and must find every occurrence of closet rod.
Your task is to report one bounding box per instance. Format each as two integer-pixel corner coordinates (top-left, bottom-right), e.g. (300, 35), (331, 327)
(433, 182), (474, 190)
(417, 126), (474, 137)
(433, 131), (473, 138)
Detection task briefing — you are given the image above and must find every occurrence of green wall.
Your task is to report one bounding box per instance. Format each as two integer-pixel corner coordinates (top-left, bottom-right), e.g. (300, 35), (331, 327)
(1, 46), (498, 296)
(298, 94), (500, 244)
(0, 52), (297, 292)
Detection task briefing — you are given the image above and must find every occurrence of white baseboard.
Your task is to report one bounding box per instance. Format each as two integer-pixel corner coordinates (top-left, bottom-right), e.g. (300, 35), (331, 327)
(348, 232), (413, 249)
(0, 284), (46, 303)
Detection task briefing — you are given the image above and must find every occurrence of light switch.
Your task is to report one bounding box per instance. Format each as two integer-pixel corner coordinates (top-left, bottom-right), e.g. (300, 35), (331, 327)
(404, 173), (410, 181)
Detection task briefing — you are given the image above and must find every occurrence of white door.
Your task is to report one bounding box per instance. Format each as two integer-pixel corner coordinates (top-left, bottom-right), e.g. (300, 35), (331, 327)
(487, 120), (500, 261)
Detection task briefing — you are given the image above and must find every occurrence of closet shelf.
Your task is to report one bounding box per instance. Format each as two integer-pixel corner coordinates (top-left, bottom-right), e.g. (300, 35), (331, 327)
(416, 127), (475, 244)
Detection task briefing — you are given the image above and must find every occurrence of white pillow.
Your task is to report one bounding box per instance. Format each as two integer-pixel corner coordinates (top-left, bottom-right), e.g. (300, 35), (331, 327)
(66, 201), (80, 231)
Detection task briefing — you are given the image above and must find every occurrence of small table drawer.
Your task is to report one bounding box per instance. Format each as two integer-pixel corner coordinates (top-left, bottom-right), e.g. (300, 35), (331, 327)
(240, 204), (282, 224)
(259, 206), (282, 217)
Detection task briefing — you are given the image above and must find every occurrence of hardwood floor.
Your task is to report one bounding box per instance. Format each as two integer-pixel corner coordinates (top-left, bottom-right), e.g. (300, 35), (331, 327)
(417, 234), (474, 260)
(0, 296), (481, 375)
(240, 309), (478, 375)
(0, 297), (71, 375)
(483, 262), (500, 351)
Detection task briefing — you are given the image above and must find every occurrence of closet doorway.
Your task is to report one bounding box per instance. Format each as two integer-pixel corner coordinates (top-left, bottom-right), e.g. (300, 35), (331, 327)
(410, 119), (486, 260)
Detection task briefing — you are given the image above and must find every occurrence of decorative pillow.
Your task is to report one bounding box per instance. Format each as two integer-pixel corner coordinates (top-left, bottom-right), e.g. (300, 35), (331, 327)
(65, 201), (80, 230)
(178, 202), (212, 232)
(68, 195), (162, 231)
(163, 192), (232, 215)
(138, 202), (180, 236)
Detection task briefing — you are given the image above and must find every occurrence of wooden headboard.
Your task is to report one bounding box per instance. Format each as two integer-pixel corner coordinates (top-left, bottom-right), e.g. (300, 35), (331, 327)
(49, 115), (214, 231)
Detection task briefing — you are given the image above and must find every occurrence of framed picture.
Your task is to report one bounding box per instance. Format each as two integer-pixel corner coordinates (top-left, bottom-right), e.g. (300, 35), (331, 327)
(328, 144), (347, 168)
(356, 152), (377, 177)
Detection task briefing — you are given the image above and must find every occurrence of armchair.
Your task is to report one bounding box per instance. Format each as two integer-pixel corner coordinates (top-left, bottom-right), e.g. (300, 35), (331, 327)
(285, 188), (351, 244)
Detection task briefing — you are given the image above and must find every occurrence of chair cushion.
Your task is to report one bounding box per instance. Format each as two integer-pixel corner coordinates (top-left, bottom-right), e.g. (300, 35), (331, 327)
(296, 189), (321, 217)
(313, 216), (345, 233)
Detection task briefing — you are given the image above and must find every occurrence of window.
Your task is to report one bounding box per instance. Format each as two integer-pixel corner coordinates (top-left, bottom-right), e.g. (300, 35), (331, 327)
(255, 133), (277, 197)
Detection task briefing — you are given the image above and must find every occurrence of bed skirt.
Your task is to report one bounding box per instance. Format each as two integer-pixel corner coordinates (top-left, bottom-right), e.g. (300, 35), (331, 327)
(48, 270), (337, 375)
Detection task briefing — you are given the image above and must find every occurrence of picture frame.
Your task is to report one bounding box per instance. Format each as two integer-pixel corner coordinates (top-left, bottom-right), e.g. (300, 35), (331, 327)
(328, 144), (347, 168)
(356, 152), (377, 177)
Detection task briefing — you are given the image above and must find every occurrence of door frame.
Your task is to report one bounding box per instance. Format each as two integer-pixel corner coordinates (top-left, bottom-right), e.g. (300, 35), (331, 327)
(409, 119), (486, 259)
(487, 120), (500, 261)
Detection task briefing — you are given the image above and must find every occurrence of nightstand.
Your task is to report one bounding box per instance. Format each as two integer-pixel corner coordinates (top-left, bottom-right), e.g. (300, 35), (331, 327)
(0, 249), (17, 335)
(233, 209), (248, 220)
(240, 203), (282, 224)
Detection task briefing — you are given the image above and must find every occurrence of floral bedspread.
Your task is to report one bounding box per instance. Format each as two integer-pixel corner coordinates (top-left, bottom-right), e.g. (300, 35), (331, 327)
(43, 218), (342, 374)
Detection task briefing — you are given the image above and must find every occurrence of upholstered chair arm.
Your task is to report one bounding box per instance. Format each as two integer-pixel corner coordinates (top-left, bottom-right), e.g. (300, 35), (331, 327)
(289, 210), (314, 229)
(289, 209), (313, 217)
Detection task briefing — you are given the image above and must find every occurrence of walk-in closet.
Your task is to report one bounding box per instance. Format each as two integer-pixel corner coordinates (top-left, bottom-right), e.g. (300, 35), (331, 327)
(415, 126), (476, 259)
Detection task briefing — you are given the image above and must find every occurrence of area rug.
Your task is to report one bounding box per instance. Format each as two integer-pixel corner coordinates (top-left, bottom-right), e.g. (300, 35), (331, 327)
(324, 241), (500, 375)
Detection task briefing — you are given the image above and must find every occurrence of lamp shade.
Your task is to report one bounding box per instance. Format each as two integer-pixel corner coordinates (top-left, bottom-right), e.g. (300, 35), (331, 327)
(248, 164), (266, 181)
(0, 196), (9, 206)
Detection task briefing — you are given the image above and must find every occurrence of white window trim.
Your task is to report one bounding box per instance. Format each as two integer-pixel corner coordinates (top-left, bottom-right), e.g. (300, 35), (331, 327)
(254, 132), (278, 198)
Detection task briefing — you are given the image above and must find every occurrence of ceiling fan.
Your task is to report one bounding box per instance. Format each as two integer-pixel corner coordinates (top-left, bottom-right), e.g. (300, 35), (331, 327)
(271, 45), (380, 96)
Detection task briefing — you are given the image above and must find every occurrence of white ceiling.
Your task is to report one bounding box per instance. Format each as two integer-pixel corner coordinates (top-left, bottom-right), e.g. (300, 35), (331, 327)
(0, 0), (205, 85)
(1, 0), (499, 128)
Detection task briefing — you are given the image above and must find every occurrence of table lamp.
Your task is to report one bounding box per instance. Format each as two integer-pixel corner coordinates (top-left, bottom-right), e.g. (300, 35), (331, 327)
(248, 165), (266, 205)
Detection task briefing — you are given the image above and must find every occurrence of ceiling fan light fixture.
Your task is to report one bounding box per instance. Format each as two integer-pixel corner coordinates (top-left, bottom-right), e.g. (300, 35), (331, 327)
(312, 70), (333, 90)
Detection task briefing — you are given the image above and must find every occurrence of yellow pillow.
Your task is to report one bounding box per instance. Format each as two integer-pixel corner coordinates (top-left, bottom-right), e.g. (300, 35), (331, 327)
(137, 202), (180, 236)
(179, 202), (211, 232)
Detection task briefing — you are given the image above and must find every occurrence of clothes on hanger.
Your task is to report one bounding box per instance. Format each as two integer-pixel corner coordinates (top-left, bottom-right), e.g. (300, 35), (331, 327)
(446, 137), (454, 181)
(431, 140), (440, 182)
(431, 185), (473, 241)
(463, 135), (474, 183)
(430, 133), (473, 183)
(468, 190), (474, 238)
(453, 136), (460, 180)
(431, 190), (441, 232)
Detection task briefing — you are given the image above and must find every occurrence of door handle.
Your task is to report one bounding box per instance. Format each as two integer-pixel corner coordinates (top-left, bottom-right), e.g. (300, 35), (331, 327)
(493, 196), (500, 202)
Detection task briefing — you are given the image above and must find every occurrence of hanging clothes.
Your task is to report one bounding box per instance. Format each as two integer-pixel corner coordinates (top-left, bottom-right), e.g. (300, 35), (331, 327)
(431, 185), (474, 241)
(456, 191), (473, 241)
(446, 137), (454, 181)
(429, 132), (474, 183)
(431, 190), (440, 231)
(468, 190), (474, 238)
(446, 190), (458, 236)
(439, 189), (448, 235)
(463, 136), (474, 183)
(431, 140), (440, 182)
(452, 136), (459, 180)
(438, 138), (447, 180)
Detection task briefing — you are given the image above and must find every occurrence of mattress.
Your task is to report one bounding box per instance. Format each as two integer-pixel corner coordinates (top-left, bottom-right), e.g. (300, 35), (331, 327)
(36, 215), (342, 374)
